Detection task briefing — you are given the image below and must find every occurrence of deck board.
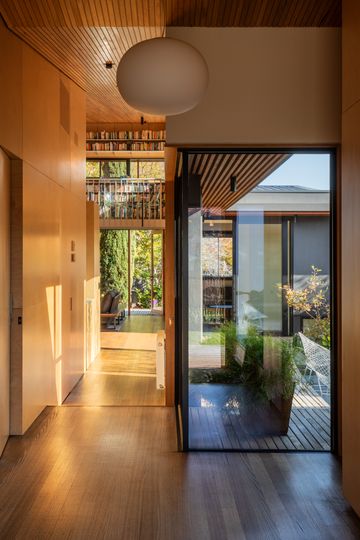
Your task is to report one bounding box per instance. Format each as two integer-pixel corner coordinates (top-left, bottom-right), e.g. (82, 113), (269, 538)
(189, 386), (331, 451)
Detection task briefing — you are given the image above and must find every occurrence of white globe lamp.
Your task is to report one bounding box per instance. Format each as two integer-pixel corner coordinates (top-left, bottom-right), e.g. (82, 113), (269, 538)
(116, 37), (209, 116)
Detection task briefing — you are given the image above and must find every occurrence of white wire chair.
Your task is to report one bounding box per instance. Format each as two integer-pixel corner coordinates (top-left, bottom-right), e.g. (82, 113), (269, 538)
(298, 332), (330, 396)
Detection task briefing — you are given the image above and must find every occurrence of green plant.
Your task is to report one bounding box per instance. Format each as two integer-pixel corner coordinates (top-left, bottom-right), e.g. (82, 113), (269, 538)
(131, 231), (162, 308)
(221, 321), (241, 369)
(100, 230), (130, 300)
(279, 266), (330, 348)
(242, 326), (298, 402)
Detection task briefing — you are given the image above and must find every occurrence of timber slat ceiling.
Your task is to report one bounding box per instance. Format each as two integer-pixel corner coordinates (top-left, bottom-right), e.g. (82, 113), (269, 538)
(0, 1), (341, 27)
(4, 23), (164, 123)
(0, 0), (340, 123)
(189, 153), (290, 210)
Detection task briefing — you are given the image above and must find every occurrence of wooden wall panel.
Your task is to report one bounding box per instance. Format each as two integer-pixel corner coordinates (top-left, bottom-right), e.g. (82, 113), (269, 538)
(0, 148), (10, 454)
(61, 191), (87, 401)
(22, 163), (62, 431)
(164, 147), (177, 406)
(0, 21), (87, 433)
(22, 164), (61, 310)
(86, 202), (100, 368)
(22, 46), (61, 185)
(342, 0), (360, 517)
(0, 21), (22, 157)
(58, 77), (71, 191)
(342, 0), (360, 112)
(70, 81), (87, 198)
(342, 100), (360, 516)
(9, 160), (23, 435)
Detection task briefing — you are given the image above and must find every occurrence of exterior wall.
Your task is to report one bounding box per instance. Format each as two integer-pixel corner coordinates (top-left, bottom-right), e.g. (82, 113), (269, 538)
(342, 0), (360, 517)
(166, 28), (340, 146)
(0, 149), (10, 454)
(0, 19), (86, 433)
(188, 211), (203, 343)
(293, 216), (330, 279)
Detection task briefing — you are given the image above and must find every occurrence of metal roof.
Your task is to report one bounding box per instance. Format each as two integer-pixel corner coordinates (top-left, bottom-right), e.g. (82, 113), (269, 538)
(253, 185), (328, 193)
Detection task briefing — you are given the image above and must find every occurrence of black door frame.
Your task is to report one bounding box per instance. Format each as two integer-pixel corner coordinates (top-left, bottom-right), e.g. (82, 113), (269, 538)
(175, 147), (338, 453)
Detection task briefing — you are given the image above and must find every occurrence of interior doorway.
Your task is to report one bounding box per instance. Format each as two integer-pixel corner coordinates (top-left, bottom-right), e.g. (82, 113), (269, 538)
(128, 230), (164, 316)
(100, 227), (165, 359)
(64, 225), (165, 407)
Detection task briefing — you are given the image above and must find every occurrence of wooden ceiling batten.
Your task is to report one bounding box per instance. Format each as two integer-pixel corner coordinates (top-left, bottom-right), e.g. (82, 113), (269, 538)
(188, 152), (290, 210)
(0, 0), (340, 123)
(0, 0), (341, 27)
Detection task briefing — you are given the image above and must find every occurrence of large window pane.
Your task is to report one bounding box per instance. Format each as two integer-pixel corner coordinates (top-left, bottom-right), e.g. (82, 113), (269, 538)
(86, 160), (100, 178)
(101, 161), (127, 178)
(130, 160), (165, 179)
(185, 152), (332, 451)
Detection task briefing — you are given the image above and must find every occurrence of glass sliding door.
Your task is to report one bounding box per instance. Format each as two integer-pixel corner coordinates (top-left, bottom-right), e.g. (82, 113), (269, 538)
(177, 150), (335, 451)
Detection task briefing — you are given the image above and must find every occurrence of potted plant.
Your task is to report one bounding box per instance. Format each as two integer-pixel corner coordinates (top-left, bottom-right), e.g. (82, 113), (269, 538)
(221, 320), (248, 369)
(241, 326), (299, 435)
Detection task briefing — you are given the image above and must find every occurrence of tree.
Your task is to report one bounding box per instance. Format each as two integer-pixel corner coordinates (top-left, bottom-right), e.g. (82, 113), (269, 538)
(100, 229), (163, 309)
(131, 231), (162, 308)
(279, 266), (330, 348)
(100, 230), (129, 300)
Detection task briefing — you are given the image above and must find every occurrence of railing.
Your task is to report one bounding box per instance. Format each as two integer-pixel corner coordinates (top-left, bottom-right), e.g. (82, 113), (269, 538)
(86, 177), (165, 221)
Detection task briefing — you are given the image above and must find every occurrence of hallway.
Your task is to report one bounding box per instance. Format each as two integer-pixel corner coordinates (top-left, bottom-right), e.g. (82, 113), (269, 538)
(0, 406), (359, 539)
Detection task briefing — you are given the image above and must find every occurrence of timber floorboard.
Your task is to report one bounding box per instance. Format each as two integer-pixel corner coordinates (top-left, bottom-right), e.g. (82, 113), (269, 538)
(63, 349), (165, 406)
(0, 406), (359, 539)
(189, 386), (331, 451)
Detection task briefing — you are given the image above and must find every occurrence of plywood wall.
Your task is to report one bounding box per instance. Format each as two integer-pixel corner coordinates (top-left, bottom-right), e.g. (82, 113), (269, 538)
(166, 28), (341, 146)
(164, 147), (177, 406)
(86, 201), (100, 368)
(0, 19), (87, 434)
(0, 148), (10, 454)
(342, 0), (360, 518)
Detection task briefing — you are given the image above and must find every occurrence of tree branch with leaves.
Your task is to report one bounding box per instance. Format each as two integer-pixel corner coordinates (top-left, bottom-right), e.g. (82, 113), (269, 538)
(279, 266), (330, 348)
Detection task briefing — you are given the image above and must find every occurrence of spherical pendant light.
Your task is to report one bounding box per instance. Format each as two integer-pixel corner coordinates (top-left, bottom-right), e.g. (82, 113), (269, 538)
(116, 37), (209, 116)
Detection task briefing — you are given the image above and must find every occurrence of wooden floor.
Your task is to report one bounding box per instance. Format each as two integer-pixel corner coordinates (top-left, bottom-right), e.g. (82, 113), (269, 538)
(101, 331), (158, 351)
(189, 343), (222, 368)
(64, 349), (165, 406)
(0, 406), (359, 539)
(189, 386), (330, 451)
(101, 314), (164, 351)
(119, 314), (164, 333)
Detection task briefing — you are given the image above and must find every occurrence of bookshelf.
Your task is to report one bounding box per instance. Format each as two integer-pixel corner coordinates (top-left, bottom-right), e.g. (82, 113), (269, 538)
(86, 150), (164, 159)
(86, 123), (166, 222)
(86, 127), (166, 157)
(86, 177), (165, 221)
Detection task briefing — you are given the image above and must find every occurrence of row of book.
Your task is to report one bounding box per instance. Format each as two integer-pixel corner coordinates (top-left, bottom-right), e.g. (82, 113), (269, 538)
(86, 141), (165, 151)
(86, 195), (165, 220)
(86, 130), (166, 140)
(99, 207), (165, 220)
(86, 185), (164, 194)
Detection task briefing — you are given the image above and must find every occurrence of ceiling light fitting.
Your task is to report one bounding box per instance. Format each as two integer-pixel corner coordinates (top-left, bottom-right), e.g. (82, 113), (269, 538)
(230, 176), (237, 193)
(116, 37), (209, 116)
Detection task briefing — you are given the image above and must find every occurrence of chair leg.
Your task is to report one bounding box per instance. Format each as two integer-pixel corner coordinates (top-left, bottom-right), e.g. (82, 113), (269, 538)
(317, 375), (323, 396)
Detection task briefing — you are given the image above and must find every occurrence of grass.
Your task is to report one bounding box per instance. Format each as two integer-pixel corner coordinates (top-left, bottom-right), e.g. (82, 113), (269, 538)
(201, 332), (224, 345)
